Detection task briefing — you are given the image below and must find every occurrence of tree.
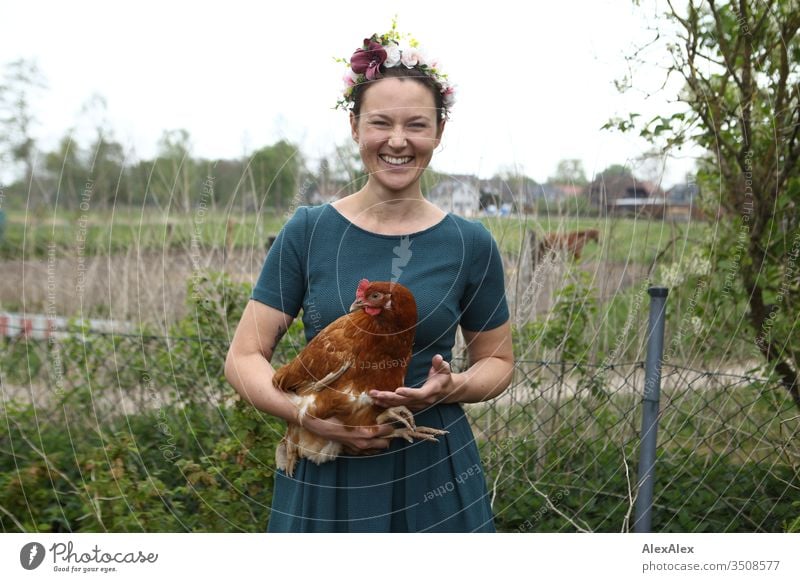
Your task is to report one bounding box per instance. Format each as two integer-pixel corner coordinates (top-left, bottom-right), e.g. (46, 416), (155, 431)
(153, 129), (195, 213)
(550, 159), (588, 186)
(89, 132), (128, 210)
(247, 140), (302, 212)
(614, 0), (800, 408)
(44, 134), (85, 210)
(332, 139), (367, 195)
(0, 58), (47, 206)
(76, 93), (129, 209)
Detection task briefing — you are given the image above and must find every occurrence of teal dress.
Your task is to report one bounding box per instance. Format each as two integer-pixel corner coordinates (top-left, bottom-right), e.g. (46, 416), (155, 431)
(251, 203), (509, 532)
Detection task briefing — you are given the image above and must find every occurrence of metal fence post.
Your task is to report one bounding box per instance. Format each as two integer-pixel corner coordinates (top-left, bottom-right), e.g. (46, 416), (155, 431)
(633, 286), (669, 533)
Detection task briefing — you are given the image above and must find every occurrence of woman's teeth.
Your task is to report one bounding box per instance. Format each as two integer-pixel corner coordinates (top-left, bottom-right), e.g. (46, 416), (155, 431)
(380, 155), (413, 166)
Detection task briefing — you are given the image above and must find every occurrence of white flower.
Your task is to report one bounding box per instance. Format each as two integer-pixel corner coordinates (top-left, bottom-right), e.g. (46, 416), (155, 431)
(384, 43), (401, 67)
(660, 263), (685, 288)
(401, 47), (421, 68)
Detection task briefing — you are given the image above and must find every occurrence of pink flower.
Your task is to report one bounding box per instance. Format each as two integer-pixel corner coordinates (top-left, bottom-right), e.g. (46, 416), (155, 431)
(443, 85), (456, 108)
(343, 68), (359, 87)
(350, 39), (387, 81)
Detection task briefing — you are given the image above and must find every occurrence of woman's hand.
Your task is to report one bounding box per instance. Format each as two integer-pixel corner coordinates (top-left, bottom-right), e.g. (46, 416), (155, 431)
(369, 354), (455, 412)
(301, 414), (395, 455)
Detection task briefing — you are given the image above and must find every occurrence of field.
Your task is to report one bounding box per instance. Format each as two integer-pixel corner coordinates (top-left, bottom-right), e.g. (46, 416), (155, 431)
(0, 207), (706, 327)
(3, 207), (708, 264)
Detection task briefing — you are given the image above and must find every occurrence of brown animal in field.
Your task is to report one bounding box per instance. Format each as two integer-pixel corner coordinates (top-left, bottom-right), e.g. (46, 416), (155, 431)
(537, 229), (600, 261)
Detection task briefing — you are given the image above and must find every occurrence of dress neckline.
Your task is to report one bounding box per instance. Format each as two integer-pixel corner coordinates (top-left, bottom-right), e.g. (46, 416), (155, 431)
(325, 202), (452, 239)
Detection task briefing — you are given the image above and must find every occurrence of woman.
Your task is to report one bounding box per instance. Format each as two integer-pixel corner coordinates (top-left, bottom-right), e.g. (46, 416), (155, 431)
(225, 26), (514, 532)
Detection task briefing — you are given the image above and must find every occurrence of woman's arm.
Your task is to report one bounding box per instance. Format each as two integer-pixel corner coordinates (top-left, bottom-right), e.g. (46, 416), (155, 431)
(446, 320), (515, 403)
(224, 299), (300, 423)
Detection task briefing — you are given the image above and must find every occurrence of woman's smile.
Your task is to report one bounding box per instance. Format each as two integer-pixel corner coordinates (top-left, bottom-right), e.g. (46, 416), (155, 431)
(378, 154), (415, 168)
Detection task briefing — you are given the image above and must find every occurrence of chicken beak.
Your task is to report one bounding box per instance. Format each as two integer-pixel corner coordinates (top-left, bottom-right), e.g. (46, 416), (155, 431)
(349, 299), (364, 313)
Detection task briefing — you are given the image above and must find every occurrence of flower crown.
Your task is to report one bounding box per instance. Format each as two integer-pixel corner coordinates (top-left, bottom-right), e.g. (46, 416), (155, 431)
(334, 20), (455, 120)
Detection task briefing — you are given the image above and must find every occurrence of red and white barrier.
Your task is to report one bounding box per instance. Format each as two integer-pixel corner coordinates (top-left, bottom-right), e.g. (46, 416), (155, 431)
(0, 312), (133, 340)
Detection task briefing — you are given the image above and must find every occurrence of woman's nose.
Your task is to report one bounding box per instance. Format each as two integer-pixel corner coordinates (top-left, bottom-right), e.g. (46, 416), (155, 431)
(388, 129), (407, 148)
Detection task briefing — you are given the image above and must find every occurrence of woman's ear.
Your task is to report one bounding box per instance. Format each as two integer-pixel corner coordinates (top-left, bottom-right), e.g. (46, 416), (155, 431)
(350, 111), (359, 144)
(434, 119), (446, 148)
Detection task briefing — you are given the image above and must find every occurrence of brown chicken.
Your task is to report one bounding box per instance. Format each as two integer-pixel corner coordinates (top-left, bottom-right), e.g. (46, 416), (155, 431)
(273, 279), (447, 476)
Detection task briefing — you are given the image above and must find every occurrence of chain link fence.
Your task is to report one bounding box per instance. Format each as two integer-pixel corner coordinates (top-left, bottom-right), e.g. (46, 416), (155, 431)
(2, 312), (798, 532)
(461, 358), (798, 532)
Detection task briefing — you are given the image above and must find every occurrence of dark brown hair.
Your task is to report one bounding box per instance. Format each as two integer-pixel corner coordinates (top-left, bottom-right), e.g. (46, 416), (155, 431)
(351, 66), (446, 126)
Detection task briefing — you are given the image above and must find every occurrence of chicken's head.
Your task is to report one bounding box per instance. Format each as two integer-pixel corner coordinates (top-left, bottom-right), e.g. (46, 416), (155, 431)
(349, 279), (417, 324)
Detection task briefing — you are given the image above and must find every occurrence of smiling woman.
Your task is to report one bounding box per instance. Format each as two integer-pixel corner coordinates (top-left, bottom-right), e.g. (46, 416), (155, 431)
(225, 21), (514, 532)
(349, 77), (443, 206)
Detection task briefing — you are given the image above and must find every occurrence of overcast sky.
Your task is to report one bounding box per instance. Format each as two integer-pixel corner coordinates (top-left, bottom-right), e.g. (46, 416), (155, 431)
(1, 0), (700, 188)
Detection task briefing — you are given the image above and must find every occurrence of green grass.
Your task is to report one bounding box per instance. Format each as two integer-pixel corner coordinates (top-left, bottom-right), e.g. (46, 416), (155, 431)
(0, 207), (288, 258)
(2, 205), (712, 265)
(479, 214), (711, 264)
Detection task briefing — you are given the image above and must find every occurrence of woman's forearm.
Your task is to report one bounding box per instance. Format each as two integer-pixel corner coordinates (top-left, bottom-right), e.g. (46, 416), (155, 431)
(450, 356), (514, 403)
(446, 356), (514, 404)
(224, 352), (299, 423)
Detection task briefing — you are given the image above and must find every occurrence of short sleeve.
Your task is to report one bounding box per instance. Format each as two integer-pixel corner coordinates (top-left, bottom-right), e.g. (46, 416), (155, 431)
(459, 222), (510, 332)
(250, 206), (308, 318)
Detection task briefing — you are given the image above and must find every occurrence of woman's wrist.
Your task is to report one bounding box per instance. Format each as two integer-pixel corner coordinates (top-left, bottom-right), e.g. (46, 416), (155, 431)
(442, 371), (467, 404)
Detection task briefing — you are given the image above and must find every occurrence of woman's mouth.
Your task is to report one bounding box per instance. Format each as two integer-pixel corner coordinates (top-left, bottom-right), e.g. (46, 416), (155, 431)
(379, 154), (414, 167)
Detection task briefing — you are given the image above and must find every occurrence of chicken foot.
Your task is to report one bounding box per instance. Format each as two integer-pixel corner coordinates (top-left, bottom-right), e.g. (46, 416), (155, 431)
(375, 406), (448, 444)
(390, 426), (449, 443)
(376, 405), (416, 431)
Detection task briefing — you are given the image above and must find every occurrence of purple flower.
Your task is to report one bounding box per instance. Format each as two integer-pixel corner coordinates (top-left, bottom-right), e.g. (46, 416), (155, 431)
(350, 39), (387, 81)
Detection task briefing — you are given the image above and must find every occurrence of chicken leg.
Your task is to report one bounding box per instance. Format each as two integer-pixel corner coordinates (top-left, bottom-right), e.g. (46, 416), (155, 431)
(390, 425), (448, 443)
(375, 406), (448, 443)
(376, 405), (416, 431)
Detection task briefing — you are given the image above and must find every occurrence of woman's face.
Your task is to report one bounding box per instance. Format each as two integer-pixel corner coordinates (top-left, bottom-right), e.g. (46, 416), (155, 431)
(350, 77), (445, 195)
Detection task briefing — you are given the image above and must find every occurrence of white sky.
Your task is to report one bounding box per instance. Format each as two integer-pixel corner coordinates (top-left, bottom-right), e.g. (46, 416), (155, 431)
(1, 0), (701, 188)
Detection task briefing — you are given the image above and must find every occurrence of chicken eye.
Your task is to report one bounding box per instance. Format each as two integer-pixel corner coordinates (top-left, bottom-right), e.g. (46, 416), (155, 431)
(369, 292), (381, 300)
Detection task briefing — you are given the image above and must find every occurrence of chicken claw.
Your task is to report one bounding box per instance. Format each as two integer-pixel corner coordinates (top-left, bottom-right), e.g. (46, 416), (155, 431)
(376, 406), (417, 431)
(390, 426), (449, 443)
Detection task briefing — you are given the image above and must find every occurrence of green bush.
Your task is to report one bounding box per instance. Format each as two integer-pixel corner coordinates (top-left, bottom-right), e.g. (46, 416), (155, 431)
(0, 270), (288, 532)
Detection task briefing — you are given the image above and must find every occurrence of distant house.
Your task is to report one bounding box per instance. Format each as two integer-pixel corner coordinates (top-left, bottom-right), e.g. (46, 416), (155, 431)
(537, 183), (563, 203)
(536, 182), (587, 204)
(665, 183), (705, 221)
(550, 183), (585, 198)
(429, 176), (481, 216)
(479, 176), (539, 212)
(610, 196), (669, 219)
(589, 172), (671, 217)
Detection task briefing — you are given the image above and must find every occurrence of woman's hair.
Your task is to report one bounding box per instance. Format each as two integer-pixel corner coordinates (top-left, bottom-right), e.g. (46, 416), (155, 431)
(350, 66), (445, 126)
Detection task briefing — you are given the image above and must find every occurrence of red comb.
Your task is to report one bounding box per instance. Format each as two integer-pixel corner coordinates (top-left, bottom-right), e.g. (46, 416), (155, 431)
(356, 278), (370, 300)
